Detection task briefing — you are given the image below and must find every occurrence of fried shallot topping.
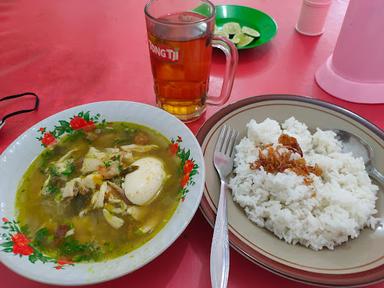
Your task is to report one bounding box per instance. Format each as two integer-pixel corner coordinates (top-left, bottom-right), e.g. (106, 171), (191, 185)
(278, 134), (303, 157)
(250, 134), (322, 185)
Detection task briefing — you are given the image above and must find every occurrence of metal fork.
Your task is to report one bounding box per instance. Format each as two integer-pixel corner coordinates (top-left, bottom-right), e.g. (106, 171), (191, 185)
(210, 125), (239, 288)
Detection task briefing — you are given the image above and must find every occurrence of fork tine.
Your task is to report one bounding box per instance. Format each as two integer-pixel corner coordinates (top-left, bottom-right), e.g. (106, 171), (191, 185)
(227, 130), (238, 157)
(225, 129), (236, 156)
(231, 131), (239, 157)
(221, 127), (233, 154)
(215, 125), (228, 153)
(223, 128), (234, 155)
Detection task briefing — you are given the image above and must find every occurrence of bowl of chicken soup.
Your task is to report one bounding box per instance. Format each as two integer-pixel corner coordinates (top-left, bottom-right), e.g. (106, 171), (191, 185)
(0, 101), (205, 285)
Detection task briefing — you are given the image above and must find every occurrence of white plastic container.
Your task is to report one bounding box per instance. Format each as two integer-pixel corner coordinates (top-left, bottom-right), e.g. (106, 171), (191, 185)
(296, 0), (332, 36)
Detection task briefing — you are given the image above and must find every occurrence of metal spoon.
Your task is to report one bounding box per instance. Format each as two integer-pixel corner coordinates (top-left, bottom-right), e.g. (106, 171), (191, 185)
(333, 129), (384, 185)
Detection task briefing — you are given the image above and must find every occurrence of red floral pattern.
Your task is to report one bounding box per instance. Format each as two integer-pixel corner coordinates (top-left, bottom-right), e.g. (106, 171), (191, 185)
(180, 173), (190, 188)
(169, 142), (178, 155)
(11, 233), (34, 256)
(41, 132), (57, 147)
(69, 116), (95, 131)
(1, 218), (73, 269)
(55, 259), (74, 270)
(37, 111), (103, 147)
(169, 137), (198, 200)
(183, 159), (194, 174)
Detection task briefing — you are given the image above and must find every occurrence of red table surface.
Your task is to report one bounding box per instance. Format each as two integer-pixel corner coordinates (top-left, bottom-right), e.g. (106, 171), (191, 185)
(1, 0), (384, 287)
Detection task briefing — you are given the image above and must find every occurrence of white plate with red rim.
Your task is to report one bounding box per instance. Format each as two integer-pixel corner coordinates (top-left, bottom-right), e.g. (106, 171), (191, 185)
(0, 101), (205, 285)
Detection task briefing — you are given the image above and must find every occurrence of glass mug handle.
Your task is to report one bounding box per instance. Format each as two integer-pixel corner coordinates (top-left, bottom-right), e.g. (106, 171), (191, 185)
(207, 36), (239, 106)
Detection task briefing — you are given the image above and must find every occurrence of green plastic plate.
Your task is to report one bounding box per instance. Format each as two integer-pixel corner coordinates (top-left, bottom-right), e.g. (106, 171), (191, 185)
(215, 5), (278, 50)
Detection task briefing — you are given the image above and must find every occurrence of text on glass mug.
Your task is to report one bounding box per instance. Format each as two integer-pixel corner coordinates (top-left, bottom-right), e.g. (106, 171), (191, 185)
(148, 40), (180, 62)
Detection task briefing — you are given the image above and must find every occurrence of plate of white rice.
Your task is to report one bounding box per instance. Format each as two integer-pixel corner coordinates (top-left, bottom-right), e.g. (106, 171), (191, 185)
(197, 95), (384, 287)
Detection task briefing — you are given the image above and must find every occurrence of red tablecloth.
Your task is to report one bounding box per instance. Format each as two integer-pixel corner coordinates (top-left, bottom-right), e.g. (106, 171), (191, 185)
(1, 0), (383, 287)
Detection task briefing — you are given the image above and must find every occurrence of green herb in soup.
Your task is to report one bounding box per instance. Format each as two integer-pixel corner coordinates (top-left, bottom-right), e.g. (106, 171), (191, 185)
(16, 122), (181, 262)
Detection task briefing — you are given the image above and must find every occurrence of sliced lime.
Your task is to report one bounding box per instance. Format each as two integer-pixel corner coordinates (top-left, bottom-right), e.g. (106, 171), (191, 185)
(222, 22), (241, 35)
(231, 33), (242, 44)
(215, 30), (230, 39)
(241, 26), (260, 38)
(236, 34), (255, 48)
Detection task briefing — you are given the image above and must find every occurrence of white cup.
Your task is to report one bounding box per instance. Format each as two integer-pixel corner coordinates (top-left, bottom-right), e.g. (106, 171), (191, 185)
(296, 0), (332, 36)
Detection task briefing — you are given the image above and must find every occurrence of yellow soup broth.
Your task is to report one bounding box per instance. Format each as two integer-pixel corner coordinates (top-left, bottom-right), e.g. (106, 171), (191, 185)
(16, 122), (180, 262)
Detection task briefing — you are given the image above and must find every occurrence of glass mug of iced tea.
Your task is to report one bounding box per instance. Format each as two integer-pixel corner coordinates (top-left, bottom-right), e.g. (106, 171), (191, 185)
(145, 0), (238, 122)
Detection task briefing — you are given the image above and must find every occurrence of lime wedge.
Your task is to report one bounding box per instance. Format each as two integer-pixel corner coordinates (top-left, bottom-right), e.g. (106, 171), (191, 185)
(231, 33), (242, 44)
(215, 30), (230, 39)
(236, 34), (255, 48)
(222, 22), (241, 35)
(241, 26), (260, 38)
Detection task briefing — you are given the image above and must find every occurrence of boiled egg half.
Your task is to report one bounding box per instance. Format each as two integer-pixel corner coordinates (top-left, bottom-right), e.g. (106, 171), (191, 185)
(123, 157), (166, 205)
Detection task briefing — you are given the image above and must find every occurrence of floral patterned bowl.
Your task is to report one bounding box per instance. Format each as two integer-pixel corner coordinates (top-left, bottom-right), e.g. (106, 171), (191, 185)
(0, 101), (205, 285)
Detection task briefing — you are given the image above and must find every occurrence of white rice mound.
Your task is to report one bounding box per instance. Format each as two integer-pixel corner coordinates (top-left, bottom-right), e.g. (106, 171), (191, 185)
(229, 117), (379, 250)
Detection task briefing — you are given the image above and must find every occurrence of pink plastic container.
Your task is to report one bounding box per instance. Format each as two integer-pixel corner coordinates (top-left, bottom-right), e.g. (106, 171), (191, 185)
(316, 0), (384, 103)
(296, 0), (332, 36)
